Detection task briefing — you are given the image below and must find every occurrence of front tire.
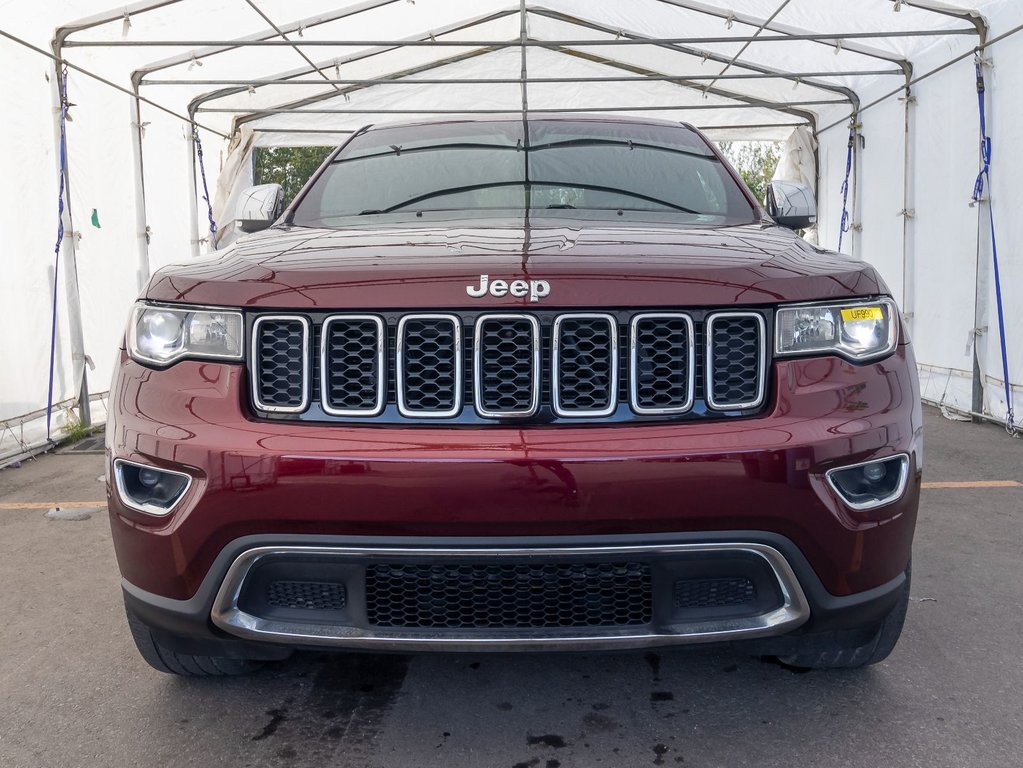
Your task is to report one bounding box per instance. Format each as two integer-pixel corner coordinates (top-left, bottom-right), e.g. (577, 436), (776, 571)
(777, 561), (911, 670)
(126, 609), (265, 676)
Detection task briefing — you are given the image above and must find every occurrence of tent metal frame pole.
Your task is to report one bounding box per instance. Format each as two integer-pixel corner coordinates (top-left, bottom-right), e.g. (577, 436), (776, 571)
(129, 89), (152, 291)
(180, 11), (523, 126)
(528, 10), (859, 116)
(199, 101), (849, 115)
(140, 70), (905, 86)
(240, 0), (342, 93)
(702, 0), (794, 92)
(63, 29), (980, 48)
(47, 55), (90, 432)
(651, 0), (914, 75)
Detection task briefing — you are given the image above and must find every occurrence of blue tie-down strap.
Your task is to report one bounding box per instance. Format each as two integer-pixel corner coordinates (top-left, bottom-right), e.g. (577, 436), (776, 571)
(193, 126), (218, 239)
(837, 123), (855, 252)
(972, 57), (1018, 436)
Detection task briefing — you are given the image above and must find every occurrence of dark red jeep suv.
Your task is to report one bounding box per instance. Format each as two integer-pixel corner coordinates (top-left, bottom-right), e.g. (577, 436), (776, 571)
(107, 116), (921, 676)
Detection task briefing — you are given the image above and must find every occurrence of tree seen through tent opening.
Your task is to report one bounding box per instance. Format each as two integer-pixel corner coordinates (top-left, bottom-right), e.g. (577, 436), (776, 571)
(716, 141), (782, 206)
(254, 146), (334, 207)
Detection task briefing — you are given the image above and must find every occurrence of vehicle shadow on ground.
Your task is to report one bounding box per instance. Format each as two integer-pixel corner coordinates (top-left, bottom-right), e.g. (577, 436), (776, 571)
(159, 645), (902, 767)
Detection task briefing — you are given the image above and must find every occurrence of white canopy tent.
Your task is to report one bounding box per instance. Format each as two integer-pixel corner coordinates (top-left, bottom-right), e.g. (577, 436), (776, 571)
(1, 0), (1021, 462)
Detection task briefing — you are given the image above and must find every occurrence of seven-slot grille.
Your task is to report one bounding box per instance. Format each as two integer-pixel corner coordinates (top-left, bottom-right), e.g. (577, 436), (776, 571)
(250, 311), (767, 420)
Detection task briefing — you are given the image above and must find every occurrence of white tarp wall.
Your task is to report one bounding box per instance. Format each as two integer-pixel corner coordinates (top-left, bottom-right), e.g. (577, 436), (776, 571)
(1, 0), (1021, 462)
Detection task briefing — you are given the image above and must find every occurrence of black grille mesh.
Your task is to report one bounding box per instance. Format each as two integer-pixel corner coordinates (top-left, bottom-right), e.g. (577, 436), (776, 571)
(267, 580), (347, 611)
(708, 315), (763, 406)
(477, 318), (536, 414)
(673, 577), (756, 609)
(633, 316), (692, 412)
(323, 318), (382, 412)
(365, 562), (652, 628)
(400, 318), (459, 413)
(556, 317), (615, 413)
(255, 319), (306, 408)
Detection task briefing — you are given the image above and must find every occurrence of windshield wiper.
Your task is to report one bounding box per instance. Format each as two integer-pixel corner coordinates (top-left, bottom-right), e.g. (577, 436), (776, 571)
(356, 181), (707, 216)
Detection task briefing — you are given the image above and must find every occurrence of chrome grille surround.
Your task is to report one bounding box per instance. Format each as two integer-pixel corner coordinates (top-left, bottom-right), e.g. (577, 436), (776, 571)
(473, 313), (541, 419)
(396, 313), (463, 418)
(251, 315), (310, 413)
(248, 309), (770, 421)
(319, 314), (386, 417)
(552, 313), (618, 418)
(629, 312), (695, 415)
(705, 311), (767, 410)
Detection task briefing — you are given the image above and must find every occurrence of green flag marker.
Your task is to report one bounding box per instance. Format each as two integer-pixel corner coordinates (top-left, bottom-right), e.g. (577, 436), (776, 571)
(91, 208), (101, 228)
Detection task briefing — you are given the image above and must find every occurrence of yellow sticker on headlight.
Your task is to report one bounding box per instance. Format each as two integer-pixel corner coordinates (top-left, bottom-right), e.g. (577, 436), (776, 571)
(841, 307), (883, 322)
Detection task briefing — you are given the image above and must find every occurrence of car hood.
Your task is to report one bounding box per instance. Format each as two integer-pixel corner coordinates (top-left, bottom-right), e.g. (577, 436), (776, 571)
(145, 216), (886, 309)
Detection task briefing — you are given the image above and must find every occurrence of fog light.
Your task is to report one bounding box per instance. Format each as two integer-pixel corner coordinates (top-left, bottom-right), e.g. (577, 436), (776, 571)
(825, 455), (909, 511)
(138, 467), (162, 488)
(863, 463), (887, 483)
(114, 459), (193, 516)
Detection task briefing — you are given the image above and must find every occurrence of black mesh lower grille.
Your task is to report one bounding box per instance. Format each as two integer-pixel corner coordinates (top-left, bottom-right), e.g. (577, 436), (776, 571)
(255, 318), (306, 409)
(673, 577), (756, 609)
(323, 317), (382, 413)
(632, 315), (692, 412)
(555, 316), (615, 414)
(399, 316), (459, 414)
(365, 562), (652, 628)
(476, 317), (537, 415)
(708, 314), (763, 407)
(267, 580), (347, 611)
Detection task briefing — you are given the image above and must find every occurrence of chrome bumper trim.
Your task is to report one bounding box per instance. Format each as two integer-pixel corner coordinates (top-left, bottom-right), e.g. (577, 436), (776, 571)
(210, 542), (811, 651)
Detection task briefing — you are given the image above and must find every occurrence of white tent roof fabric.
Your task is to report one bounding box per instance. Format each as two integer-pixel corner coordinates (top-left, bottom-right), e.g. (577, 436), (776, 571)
(1, 0), (1022, 460)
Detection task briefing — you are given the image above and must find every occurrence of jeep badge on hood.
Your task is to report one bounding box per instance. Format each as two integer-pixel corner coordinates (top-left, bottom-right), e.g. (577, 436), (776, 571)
(466, 274), (551, 302)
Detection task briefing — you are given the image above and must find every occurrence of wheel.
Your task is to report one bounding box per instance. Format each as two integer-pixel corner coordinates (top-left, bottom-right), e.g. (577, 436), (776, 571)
(126, 609), (265, 677)
(777, 561), (911, 670)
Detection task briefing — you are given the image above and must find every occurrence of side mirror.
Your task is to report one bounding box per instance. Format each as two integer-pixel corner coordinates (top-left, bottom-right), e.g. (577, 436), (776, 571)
(236, 184), (284, 233)
(766, 180), (817, 231)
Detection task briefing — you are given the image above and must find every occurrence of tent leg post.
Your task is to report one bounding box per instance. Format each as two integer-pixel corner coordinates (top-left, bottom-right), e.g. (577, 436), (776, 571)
(130, 87), (152, 290)
(49, 57), (91, 435)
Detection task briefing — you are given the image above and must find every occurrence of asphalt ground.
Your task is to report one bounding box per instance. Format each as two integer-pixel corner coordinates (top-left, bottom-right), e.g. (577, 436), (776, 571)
(1, 406), (1021, 768)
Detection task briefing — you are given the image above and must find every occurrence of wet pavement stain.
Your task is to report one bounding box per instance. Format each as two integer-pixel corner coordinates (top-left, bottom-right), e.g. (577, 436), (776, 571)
(527, 734), (567, 748)
(582, 712), (620, 732)
(653, 743), (669, 765)
(511, 759), (540, 768)
(292, 653), (411, 760)
(650, 691), (675, 702)
(643, 652), (662, 681)
(497, 702), (514, 711)
(252, 708), (288, 741)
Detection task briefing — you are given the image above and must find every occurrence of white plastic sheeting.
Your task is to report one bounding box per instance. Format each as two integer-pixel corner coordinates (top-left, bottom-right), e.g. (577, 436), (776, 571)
(1, 0), (1021, 460)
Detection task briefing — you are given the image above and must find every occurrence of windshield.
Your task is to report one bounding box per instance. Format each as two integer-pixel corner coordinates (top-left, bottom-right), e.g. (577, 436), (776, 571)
(290, 119), (758, 227)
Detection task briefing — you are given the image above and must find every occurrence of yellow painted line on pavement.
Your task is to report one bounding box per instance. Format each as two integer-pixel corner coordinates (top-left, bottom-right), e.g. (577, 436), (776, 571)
(0, 500), (107, 510)
(922, 480), (1022, 489)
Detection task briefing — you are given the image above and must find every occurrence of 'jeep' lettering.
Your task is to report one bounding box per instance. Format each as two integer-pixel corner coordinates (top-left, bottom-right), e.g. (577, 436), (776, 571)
(465, 274), (551, 303)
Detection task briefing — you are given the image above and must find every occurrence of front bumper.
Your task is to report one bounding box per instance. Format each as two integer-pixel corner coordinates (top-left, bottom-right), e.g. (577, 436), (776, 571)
(108, 342), (921, 650)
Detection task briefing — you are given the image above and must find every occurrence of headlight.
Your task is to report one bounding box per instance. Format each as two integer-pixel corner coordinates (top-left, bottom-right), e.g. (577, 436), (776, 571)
(128, 303), (243, 366)
(775, 298), (898, 362)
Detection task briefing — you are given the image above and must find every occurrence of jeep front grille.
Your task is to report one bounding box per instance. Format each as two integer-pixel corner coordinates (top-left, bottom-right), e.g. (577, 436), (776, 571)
(321, 315), (385, 416)
(474, 314), (541, 417)
(706, 312), (766, 410)
(251, 316), (309, 412)
(248, 310), (769, 423)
